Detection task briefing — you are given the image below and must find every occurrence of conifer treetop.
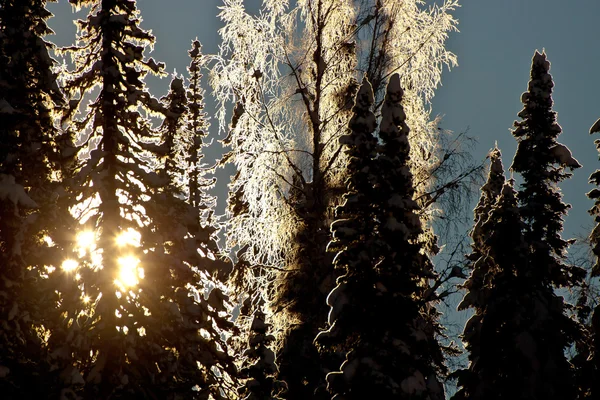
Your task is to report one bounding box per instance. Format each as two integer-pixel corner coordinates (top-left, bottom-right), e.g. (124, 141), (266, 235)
(458, 147), (506, 311)
(588, 118), (600, 276)
(510, 50), (583, 287)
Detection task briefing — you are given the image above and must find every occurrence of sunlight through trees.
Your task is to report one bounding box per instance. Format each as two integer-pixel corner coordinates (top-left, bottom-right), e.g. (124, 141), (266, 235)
(1, 1), (599, 400)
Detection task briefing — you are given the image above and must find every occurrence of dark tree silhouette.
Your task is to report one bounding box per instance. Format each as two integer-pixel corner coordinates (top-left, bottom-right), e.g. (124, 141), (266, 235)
(457, 147), (505, 311)
(0, 1), (78, 397)
(454, 51), (585, 400)
(238, 304), (286, 400)
(319, 75), (446, 399)
(51, 1), (237, 398)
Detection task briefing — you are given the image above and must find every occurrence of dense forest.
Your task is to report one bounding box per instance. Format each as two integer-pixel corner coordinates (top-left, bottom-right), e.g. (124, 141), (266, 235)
(1, 0), (600, 399)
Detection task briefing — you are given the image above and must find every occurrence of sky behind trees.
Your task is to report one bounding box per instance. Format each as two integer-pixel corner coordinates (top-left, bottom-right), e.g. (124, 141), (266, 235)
(46, 0), (600, 239)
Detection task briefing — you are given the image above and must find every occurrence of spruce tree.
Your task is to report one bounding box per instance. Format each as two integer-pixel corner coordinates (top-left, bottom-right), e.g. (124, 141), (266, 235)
(185, 40), (213, 212)
(579, 116), (600, 399)
(511, 51), (583, 287)
(454, 51), (585, 400)
(319, 74), (445, 399)
(0, 1), (77, 396)
(457, 147), (505, 312)
(315, 76), (378, 351)
(238, 305), (286, 400)
(453, 180), (530, 399)
(52, 1), (236, 398)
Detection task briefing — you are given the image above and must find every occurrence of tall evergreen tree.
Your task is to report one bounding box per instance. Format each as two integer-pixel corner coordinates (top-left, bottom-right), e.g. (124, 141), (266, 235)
(315, 76), (379, 394)
(577, 116), (600, 399)
(185, 40), (214, 212)
(319, 74), (446, 399)
(453, 180), (530, 399)
(0, 1), (78, 397)
(457, 147), (505, 312)
(52, 1), (236, 398)
(238, 304), (286, 400)
(511, 51), (583, 287)
(454, 51), (585, 400)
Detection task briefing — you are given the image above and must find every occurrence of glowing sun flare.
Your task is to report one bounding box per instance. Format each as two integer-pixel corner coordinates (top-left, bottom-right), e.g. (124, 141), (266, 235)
(76, 230), (95, 250)
(116, 229), (141, 247)
(117, 256), (143, 288)
(61, 259), (79, 272)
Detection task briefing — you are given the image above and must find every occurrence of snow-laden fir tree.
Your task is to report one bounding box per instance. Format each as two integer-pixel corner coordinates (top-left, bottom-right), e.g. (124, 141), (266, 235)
(452, 180), (531, 399)
(238, 304), (286, 400)
(0, 1), (79, 397)
(318, 74), (446, 399)
(576, 116), (600, 399)
(454, 51), (584, 400)
(51, 1), (237, 398)
(315, 76), (378, 395)
(511, 51), (583, 288)
(212, 1), (462, 396)
(185, 40), (215, 213)
(457, 147), (505, 312)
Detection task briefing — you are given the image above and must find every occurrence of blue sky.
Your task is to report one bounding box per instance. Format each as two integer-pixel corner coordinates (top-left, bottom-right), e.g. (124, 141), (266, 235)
(47, 0), (600, 241)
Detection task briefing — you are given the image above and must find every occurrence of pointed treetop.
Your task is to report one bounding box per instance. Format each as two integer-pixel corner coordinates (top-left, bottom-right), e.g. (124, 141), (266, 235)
(512, 50), (581, 173)
(590, 117), (600, 134)
(355, 76), (375, 110)
(532, 50), (549, 70)
(346, 77), (377, 135)
(476, 147), (505, 206)
(386, 73), (403, 99)
(189, 39), (202, 58)
(379, 73), (411, 157)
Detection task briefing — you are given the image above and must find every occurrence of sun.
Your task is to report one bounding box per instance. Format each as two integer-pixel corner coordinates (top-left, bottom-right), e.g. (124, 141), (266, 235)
(61, 259), (78, 272)
(116, 228), (141, 247)
(116, 255), (143, 288)
(76, 230), (95, 250)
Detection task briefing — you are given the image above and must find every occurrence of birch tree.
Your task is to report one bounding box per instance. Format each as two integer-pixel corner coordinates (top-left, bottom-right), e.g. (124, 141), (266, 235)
(212, 1), (461, 396)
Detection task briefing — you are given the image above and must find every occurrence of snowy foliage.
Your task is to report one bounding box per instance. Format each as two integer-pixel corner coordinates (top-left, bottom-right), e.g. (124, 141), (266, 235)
(185, 40), (216, 215)
(212, 2), (460, 396)
(0, 0), (78, 396)
(212, 0), (459, 269)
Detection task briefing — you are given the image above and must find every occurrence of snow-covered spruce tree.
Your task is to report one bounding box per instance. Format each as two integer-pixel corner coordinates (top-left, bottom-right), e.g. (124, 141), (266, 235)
(185, 40), (215, 213)
(451, 151), (508, 399)
(238, 304), (287, 400)
(212, 1), (461, 397)
(453, 51), (584, 400)
(452, 180), (533, 399)
(576, 118), (600, 399)
(51, 1), (236, 398)
(317, 74), (445, 399)
(511, 51), (583, 288)
(0, 1), (80, 396)
(314, 76), (378, 391)
(457, 146), (505, 312)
